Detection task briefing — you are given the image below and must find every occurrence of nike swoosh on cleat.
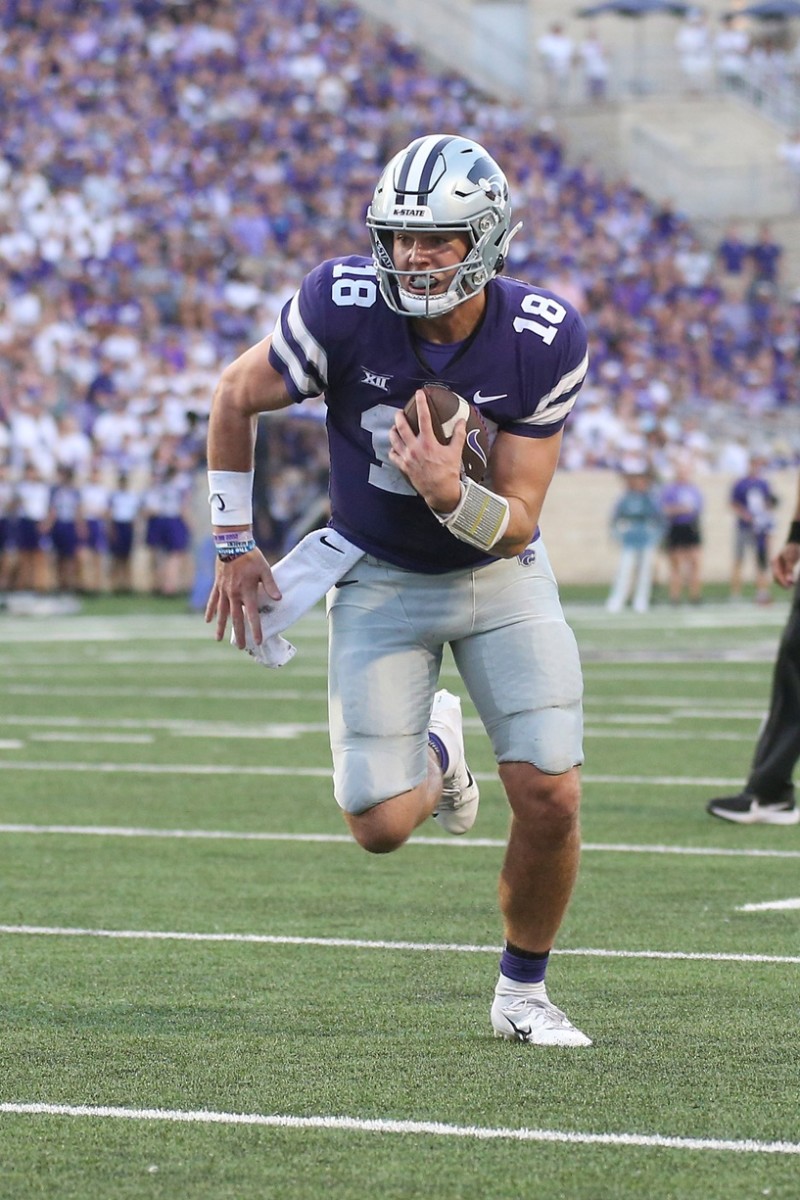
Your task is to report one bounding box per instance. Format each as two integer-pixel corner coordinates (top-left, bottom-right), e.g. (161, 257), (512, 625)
(507, 1018), (532, 1042)
(473, 390), (508, 405)
(320, 535), (345, 553)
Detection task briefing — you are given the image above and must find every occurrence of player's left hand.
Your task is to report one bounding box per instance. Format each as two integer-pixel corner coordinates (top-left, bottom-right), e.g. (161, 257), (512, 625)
(389, 388), (465, 512)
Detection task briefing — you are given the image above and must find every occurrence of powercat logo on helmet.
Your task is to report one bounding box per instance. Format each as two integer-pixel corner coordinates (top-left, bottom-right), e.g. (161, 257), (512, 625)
(390, 205), (432, 219)
(466, 156), (507, 203)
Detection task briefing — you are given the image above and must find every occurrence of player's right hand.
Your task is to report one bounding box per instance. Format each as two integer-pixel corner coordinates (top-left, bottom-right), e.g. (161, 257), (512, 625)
(204, 548), (281, 648)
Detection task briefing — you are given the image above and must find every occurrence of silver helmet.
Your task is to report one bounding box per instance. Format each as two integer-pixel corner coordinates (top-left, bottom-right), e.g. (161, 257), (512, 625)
(366, 134), (519, 317)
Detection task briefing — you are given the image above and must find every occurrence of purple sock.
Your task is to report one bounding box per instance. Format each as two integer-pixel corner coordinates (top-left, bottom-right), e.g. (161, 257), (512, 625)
(500, 942), (550, 985)
(428, 731), (449, 775)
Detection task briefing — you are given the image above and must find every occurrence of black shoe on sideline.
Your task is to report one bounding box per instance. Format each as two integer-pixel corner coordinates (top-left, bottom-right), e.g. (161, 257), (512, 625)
(706, 792), (799, 826)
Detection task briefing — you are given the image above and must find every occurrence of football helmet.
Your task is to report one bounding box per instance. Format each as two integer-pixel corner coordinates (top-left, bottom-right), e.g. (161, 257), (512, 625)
(366, 134), (520, 318)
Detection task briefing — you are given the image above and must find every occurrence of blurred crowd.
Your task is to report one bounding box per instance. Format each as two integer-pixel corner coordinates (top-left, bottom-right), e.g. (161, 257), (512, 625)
(3, 0), (800, 597)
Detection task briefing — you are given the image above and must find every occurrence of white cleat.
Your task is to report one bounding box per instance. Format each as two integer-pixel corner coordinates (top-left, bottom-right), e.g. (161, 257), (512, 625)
(429, 689), (480, 835)
(491, 990), (592, 1048)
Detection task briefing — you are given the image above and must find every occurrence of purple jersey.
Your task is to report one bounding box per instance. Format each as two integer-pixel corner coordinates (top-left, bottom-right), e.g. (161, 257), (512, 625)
(731, 475), (776, 533)
(660, 481), (703, 524)
(268, 256), (588, 573)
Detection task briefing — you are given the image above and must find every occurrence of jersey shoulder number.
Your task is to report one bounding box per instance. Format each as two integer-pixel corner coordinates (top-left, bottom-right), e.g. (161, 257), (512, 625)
(512, 287), (572, 348)
(271, 257), (380, 400)
(329, 257), (379, 310)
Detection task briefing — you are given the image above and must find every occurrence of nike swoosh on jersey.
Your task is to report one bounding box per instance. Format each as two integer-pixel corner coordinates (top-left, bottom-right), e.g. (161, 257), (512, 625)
(473, 390), (508, 405)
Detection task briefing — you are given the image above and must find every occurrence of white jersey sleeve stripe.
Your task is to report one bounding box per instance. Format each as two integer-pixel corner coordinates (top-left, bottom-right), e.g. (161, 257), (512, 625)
(270, 319), (314, 396)
(286, 292), (329, 384)
(539, 350), (589, 410)
(516, 350), (589, 428)
(271, 292), (329, 397)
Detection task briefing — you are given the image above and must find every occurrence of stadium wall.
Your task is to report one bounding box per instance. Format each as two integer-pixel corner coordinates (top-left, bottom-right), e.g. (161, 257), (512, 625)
(543, 468), (799, 587)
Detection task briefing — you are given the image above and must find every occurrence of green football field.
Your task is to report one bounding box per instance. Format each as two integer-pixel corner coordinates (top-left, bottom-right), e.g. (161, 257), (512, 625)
(0, 593), (798, 1199)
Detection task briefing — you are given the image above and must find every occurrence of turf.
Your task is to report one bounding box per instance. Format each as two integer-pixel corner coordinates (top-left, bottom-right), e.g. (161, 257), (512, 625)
(0, 594), (798, 1199)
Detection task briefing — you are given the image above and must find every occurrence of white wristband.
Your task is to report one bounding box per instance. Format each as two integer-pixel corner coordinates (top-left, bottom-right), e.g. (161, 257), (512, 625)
(431, 478), (510, 551)
(208, 470), (254, 527)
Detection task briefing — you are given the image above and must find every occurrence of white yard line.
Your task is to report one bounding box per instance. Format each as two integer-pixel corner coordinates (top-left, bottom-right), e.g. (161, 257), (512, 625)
(0, 713), (761, 740)
(0, 684), (771, 714)
(0, 761), (751, 788)
(0, 684), (761, 707)
(0, 685), (329, 700)
(583, 729), (749, 741)
(29, 733), (154, 744)
(0, 1101), (797, 1155)
(0, 925), (797, 965)
(0, 715), (331, 735)
(0, 823), (798, 860)
(0, 662), (774, 680)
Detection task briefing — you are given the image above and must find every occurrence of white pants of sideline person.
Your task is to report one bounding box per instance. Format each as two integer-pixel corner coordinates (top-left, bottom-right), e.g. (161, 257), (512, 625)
(606, 544), (658, 614)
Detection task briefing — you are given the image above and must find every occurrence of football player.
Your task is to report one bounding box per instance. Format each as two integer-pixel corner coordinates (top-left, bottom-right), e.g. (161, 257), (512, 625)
(206, 134), (591, 1046)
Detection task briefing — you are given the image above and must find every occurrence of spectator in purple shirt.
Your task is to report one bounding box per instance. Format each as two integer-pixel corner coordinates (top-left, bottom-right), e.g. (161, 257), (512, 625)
(730, 455), (779, 605)
(748, 222), (782, 287)
(716, 222), (750, 280)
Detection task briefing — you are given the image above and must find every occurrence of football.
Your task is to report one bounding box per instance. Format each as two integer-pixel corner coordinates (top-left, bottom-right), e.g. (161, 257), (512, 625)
(402, 383), (490, 482)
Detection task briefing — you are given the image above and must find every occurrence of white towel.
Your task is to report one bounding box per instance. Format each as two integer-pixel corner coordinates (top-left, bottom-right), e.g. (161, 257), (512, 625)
(232, 527), (365, 667)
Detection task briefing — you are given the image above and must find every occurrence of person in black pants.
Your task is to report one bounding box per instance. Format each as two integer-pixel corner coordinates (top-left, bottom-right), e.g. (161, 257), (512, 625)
(707, 476), (800, 825)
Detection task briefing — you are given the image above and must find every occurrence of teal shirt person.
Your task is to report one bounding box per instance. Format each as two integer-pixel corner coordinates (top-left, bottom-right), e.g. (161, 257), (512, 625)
(610, 476), (664, 550)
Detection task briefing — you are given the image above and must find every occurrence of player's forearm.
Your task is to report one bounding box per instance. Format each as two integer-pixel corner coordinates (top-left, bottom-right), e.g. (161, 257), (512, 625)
(486, 435), (560, 557)
(207, 411), (256, 477)
(493, 493), (547, 557)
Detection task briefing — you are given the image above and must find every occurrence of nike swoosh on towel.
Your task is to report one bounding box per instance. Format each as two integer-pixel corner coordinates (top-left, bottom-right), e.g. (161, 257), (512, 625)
(320, 535), (345, 553)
